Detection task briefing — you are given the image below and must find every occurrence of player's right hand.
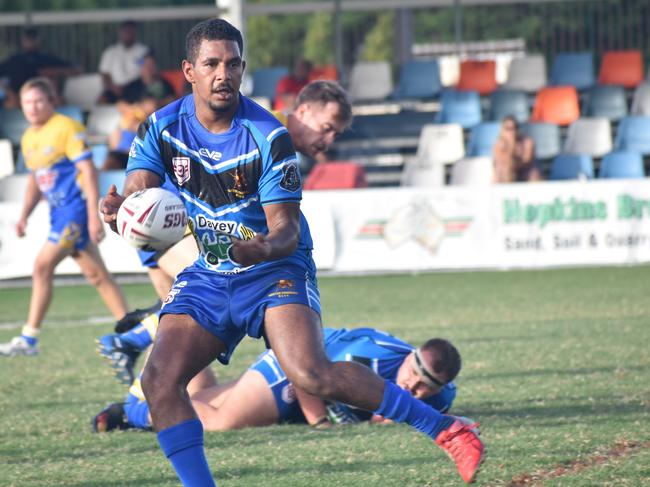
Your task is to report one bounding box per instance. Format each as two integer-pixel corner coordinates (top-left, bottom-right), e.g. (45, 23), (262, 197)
(100, 184), (125, 233)
(15, 218), (27, 238)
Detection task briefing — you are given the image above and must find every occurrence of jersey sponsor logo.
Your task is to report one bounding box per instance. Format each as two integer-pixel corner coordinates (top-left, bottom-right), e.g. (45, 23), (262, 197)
(195, 215), (237, 235)
(172, 156), (191, 185)
(238, 224), (256, 241)
(268, 279), (299, 298)
(35, 169), (57, 193)
(201, 233), (234, 267)
(129, 140), (137, 158)
(162, 280), (188, 306)
(281, 383), (296, 404)
(198, 148), (223, 161)
(280, 161), (300, 192)
(227, 167), (248, 199)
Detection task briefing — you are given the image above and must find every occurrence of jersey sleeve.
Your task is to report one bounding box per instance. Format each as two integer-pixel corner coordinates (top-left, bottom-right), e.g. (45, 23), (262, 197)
(66, 119), (91, 163)
(126, 118), (165, 181)
(257, 128), (302, 206)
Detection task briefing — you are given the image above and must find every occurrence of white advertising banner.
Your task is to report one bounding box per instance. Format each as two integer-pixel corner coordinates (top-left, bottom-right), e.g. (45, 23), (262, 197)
(2, 179), (650, 280)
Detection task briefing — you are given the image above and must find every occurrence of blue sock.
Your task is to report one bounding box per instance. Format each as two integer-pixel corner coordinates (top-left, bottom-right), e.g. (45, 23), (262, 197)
(374, 381), (454, 439)
(21, 335), (38, 346)
(124, 397), (152, 430)
(157, 419), (216, 487)
(119, 324), (153, 350)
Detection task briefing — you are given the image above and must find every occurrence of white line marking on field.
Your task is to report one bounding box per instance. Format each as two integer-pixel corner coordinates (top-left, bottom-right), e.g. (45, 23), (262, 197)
(0, 316), (113, 331)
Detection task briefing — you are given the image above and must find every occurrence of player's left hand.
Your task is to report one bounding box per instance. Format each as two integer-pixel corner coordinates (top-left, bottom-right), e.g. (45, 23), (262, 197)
(230, 234), (272, 266)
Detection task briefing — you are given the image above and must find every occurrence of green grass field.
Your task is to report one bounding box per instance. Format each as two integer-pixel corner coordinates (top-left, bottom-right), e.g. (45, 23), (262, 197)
(1, 266), (649, 486)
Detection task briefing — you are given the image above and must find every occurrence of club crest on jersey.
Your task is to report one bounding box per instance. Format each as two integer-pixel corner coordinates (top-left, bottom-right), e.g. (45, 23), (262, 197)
(228, 167), (249, 199)
(280, 161), (300, 192)
(172, 157), (191, 185)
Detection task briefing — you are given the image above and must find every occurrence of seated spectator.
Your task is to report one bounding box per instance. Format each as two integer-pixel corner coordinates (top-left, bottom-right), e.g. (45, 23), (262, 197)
(98, 21), (150, 104)
(0, 27), (80, 108)
(103, 92), (157, 171)
(274, 58), (313, 111)
(492, 116), (541, 183)
(121, 53), (177, 108)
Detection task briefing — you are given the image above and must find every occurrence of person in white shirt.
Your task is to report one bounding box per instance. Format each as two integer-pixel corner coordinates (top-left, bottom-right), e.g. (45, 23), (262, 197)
(98, 21), (150, 103)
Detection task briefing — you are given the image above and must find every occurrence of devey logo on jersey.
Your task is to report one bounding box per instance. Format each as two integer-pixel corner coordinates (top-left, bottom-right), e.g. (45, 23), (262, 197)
(196, 215), (237, 235)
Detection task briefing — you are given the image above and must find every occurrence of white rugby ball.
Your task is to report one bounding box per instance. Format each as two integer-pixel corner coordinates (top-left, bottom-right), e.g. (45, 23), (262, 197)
(117, 187), (187, 251)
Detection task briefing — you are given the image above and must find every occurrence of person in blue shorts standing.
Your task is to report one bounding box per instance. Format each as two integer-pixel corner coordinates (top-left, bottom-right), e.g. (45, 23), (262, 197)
(94, 327), (461, 432)
(100, 19), (484, 485)
(0, 77), (129, 357)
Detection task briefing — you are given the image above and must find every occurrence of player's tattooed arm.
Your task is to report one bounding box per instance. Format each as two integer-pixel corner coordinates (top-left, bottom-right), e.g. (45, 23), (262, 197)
(230, 202), (300, 266)
(100, 169), (161, 232)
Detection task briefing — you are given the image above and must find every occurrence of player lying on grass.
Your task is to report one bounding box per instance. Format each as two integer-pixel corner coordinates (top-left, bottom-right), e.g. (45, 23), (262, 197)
(96, 78), (357, 386)
(93, 327), (461, 431)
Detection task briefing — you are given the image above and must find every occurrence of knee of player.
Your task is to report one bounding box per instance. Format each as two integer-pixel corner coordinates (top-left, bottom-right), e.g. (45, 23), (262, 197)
(287, 363), (335, 397)
(32, 258), (55, 280)
(85, 269), (108, 287)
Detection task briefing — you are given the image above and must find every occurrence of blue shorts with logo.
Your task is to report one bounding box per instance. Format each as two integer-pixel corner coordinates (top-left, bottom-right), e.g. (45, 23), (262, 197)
(160, 261), (321, 365)
(249, 349), (305, 423)
(48, 204), (89, 251)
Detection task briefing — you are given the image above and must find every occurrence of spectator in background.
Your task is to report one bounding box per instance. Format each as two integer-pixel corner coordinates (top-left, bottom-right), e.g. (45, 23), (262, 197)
(121, 52), (177, 108)
(274, 58), (313, 111)
(0, 27), (79, 108)
(98, 21), (150, 104)
(103, 92), (157, 171)
(492, 116), (541, 183)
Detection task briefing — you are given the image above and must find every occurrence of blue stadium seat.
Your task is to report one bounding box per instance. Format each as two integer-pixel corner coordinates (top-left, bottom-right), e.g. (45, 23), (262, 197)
(0, 109), (29, 146)
(598, 150), (644, 179)
(583, 85), (628, 121)
(466, 122), (501, 157)
(91, 144), (109, 169)
(435, 89), (482, 129)
(550, 52), (595, 91)
(98, 170), (126, 197)
(56, 105), (84, 123)
(251, 67), (289, 102)
(549, 153), (594, 180)
(489, 90), (529, 123)
(521, 122), (561, 160)
(614, 116), (650, 155)
(392, 59), (442, 100)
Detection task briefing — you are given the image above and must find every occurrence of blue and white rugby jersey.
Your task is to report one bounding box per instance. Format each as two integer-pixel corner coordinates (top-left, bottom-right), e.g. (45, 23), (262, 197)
(126, 94), (314, 274)
(323, 327), (456, 411)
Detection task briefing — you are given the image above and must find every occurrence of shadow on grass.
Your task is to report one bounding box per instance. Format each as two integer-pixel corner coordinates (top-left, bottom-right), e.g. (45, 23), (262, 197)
(64, 476), (177, 486)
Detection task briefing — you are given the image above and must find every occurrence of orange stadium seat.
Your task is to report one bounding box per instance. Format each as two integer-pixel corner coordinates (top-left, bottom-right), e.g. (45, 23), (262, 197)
(303, 162), (367, 190)
(530, 86), (580, 126)
(160, 70), (187, 98)
(457, 60), (498, 95)
(308, 65), (338, 82)
(598, 50), (644, 89)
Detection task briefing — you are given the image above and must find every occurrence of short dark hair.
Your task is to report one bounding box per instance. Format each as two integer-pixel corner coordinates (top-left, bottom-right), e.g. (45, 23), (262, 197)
(120, 21), (138, 30)
(420, 338), (462, 383)
(22, 26), (39, 40)
(185, 18), (243, 64)
(295, 80), (353, 127)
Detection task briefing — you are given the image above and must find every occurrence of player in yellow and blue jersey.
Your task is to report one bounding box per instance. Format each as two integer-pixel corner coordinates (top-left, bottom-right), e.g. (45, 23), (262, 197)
(0, 77), (129, 357)
(99, 19), (483, 485)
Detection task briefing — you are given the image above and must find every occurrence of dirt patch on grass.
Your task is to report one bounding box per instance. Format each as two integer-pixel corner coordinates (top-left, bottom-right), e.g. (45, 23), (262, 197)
(506, 439), (649, 486)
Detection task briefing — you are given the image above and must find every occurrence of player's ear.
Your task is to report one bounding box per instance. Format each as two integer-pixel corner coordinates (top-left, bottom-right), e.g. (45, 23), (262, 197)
(182, 59), (194, 84)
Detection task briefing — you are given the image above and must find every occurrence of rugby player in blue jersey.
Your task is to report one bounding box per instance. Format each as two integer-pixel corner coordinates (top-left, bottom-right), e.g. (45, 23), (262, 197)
(100, 19), (484, 485)
(94, 327), (461, 431)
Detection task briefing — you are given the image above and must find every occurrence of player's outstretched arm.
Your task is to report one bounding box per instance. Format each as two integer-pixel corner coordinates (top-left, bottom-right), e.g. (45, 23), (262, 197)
(230, 202), (301, 266)
(76, 158), (104, 244)
(100, 169), (161, 232)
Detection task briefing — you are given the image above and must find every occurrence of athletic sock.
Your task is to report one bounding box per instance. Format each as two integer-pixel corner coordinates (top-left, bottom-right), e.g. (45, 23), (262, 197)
(119, 323), (153, 350)
(374, 381), (454, 439)
(21, 325), (39, 346)
(124, 396), (152, 430)
(157, 419), (216, 487)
